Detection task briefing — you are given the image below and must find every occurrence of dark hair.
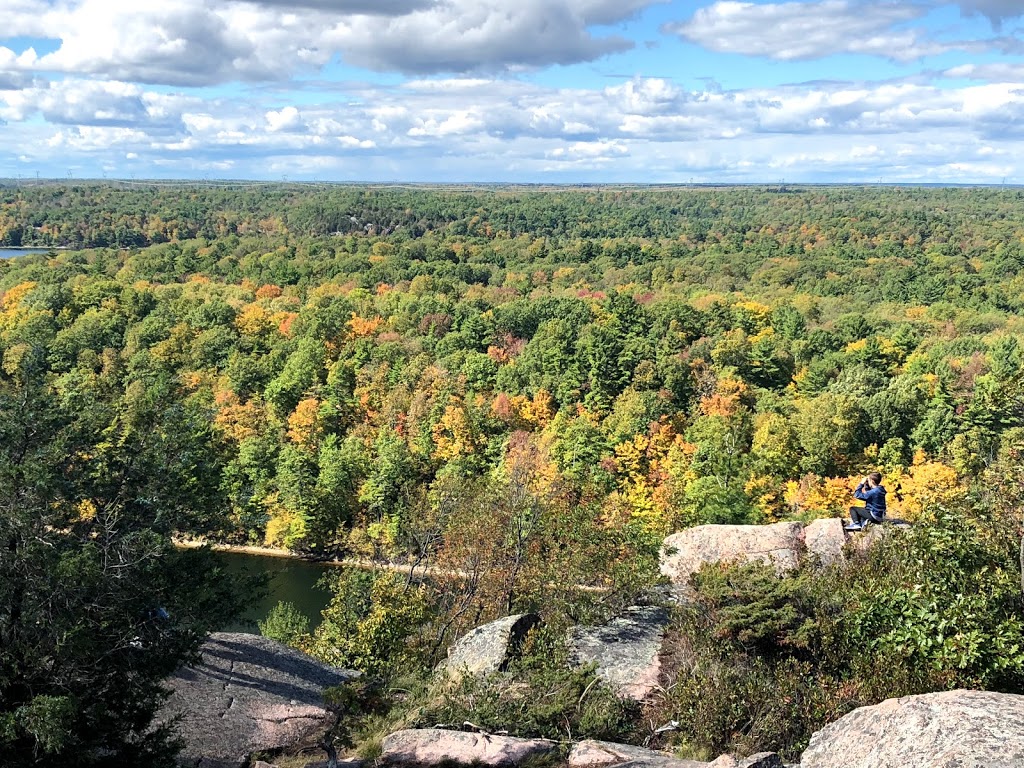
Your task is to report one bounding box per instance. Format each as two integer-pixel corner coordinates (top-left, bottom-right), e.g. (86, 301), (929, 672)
(868, 471), (882, 485)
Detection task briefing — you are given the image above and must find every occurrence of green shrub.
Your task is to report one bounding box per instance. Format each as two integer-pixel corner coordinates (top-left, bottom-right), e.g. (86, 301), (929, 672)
(418, 626), (638, 742)
(844, 505), (1024, 691)
(259, 601), (310, 647)
(655, 500), (1024, 760)
(305, 569), (433, 680)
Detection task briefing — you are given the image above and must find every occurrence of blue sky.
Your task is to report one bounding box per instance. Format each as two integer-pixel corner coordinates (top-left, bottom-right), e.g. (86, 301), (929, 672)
(1, 0), (1023, 183)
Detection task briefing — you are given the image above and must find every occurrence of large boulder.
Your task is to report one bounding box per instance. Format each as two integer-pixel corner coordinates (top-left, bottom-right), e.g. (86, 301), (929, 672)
(158, 632), (358, 768)
(802, 518), (846, 567)
(660, 522), (804, 594)
(438, 613), (541, 679)
(801, 689), (1024, 768)
(568, 606), (668, 701)
(381, 729), (557, 766)
(847, 519), (912, 555)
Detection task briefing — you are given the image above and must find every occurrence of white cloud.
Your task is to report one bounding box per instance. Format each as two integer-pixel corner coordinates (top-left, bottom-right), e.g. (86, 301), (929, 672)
(47, 126), (151, 151)
(245, 0), (436, 14)
(669, 0), (969, 61)
(0, 79), (188, 130)
(605, 78), (683, 114)
(5, 37), (1024, 184)
(547, 139), (628, 159)
(945, 62), (1024, 81)
(408, 110), (487, 137)
(266, 106), (304, 132)
(325, 0), (647, 74)
(0, 0), (664, 84)
(5, 0), (1024, 186)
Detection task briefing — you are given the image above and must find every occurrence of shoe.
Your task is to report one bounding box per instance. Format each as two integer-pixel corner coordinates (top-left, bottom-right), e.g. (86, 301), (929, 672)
(843, 523), (864, 532)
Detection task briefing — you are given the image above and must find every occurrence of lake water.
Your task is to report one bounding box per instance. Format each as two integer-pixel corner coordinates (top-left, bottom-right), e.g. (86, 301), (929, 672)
(215, 550), (334, 634)
(0, 248), (51, 258)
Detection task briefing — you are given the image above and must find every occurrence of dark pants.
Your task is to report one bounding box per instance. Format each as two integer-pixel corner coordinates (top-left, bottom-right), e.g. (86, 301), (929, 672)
(850, 506), (882, 525)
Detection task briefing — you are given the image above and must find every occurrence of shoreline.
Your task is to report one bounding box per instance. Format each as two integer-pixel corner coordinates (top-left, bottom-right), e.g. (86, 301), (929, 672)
(173, 537), (455, 578)
(173, 537), (607, 591)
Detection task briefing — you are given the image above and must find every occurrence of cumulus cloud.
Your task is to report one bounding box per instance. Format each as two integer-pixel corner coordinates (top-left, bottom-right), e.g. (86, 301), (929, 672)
(7, 72), (1024, 178)
(547, 139), (628, 159)
(2, 74), (1022, 183)
(0, 79), (190, 132)
(245, 0), (436, 14)
(4, 0), (1024, 184)
(23, 0), (326, 86)
(324, 0), (647, 74)
(266, 106), (304, 133)
(669, 0), (968, 61)
(0, 0), (663, 84)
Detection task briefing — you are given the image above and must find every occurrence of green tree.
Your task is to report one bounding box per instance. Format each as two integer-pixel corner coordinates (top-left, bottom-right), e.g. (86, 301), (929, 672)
(0, 352), (248, 767)
(259, 601), (311, 647)
(305, 570), (431, 680)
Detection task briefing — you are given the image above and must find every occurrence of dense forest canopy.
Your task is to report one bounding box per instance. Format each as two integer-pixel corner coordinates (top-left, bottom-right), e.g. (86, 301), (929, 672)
(2, 182), (1024, 764)
(2, 183), (1023, 554)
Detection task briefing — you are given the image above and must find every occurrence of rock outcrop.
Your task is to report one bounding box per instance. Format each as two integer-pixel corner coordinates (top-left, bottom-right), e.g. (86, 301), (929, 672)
(800, 689), (1024, 768)
(381, 729), (557, 766)
(159, 632), (357, 768)
(661, 522), (804, 594)
(568, 739), (706, 768)
(802, 518), (846, 566)
(568, 740), (781, 768)
(568, 606), (668, 701)
(438, 613), (541, 679)
(659, 518), (914, 594)
(732, 755), (784, 768)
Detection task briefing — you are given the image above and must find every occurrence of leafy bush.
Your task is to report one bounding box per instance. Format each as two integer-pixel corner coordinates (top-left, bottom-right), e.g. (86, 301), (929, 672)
(845, 505), (1024, 691)
(259, 600), (310, 646)
(655, 498), (1024, 761)
(303, 569), (432, 680)
(418, 626), (638, 743)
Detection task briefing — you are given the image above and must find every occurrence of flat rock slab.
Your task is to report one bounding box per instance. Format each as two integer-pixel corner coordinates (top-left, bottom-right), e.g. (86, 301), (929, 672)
(568, 741), (781, 768)
(600, 760), (708, 768)
(802, 518), (847, 567)
(568, 606), (668, 701)
(438, 613), (541, 679)
(159, 632), (357, 768)
(737, 754), (783, 768)
(381, 729), (557, 766)
(569, 740), (703, 768)
(660, 523), (804, 595)
(801, 689), (1024, 768)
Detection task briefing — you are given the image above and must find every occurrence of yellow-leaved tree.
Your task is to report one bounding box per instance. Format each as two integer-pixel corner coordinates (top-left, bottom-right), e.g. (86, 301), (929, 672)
(287, 397), (324, 451)
(891, 451), (963, 521)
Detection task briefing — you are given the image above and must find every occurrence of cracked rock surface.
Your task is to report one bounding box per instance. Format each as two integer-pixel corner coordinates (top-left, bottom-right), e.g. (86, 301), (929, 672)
(158, 632), (357, 768)
(567, 607), (668, 702)
(437, 613), (541, 679)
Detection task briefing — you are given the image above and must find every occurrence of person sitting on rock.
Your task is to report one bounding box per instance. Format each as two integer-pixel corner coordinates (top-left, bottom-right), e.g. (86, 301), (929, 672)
(845, 471), (887, 532)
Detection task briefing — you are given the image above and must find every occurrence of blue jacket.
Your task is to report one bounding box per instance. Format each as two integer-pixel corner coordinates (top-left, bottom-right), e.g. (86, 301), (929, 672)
(854, 483), (887, 520)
